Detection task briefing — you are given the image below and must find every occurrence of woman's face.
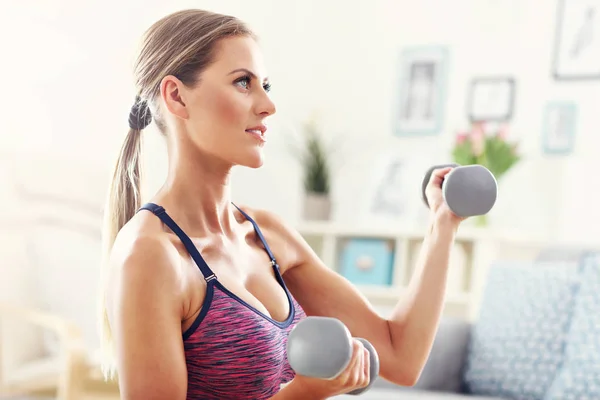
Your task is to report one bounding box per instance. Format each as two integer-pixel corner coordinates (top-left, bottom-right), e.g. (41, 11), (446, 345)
(164, 35), (276, 169)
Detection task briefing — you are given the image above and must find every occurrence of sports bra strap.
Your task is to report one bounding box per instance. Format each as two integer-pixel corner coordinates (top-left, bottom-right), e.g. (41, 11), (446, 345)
(138, 203), (217, 282)
(231, 203), (278, 266)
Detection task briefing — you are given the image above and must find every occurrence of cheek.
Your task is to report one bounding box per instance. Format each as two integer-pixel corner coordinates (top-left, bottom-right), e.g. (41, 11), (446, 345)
(210, 90), (248, 128)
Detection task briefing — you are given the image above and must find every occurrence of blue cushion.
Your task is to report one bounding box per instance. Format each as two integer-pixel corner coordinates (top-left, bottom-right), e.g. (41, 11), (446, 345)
(462, 260), (580, 400)
(545, 253), (600, 399)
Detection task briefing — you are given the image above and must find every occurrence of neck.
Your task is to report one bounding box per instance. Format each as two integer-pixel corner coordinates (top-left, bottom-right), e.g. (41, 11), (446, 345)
(154, 140), (240, 237)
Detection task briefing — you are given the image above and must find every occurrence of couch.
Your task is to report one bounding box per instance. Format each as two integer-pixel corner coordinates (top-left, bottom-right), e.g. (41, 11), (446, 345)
(338, 251), (600, 399)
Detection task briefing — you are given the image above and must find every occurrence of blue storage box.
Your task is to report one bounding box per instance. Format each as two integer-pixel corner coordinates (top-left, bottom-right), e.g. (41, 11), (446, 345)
(339, 238), (395, 286)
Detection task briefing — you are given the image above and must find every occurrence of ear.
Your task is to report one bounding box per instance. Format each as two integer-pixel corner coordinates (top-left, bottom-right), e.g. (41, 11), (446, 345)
(160, 75), (189, 121)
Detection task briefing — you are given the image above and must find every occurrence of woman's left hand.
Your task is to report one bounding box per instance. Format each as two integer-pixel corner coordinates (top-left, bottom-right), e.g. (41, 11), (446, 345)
(423, 166), (465, 228)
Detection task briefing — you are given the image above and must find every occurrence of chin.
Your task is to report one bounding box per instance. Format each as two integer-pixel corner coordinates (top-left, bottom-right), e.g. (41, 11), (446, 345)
(240, 150), (265, 169)
(246, 157), (265, 169)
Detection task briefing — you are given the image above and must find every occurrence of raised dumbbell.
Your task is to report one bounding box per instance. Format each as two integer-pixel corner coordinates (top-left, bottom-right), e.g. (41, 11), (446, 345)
(422, 163), (497, 217)
(286, 316), (379, 395)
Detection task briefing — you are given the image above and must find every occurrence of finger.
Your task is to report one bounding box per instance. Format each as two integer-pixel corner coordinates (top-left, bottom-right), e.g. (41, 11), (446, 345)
(428, 167), (453, 188)
(351, 339), (365, 384)
(343, 340), (362, 380)
(429, 166), (453, 182)
(358, 345), (367, 384)
(362, 347), (370, 386)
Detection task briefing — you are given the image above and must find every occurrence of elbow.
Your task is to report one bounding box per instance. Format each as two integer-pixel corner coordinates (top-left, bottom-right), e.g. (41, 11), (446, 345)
(383, 346), (425, 387)
(387, 368), (422, 387)
(384, 322), (424, 387)
(401, 369), (423, 387)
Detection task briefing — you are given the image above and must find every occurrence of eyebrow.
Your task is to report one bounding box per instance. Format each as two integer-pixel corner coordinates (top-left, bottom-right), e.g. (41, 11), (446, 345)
(228, 68), (269, 82)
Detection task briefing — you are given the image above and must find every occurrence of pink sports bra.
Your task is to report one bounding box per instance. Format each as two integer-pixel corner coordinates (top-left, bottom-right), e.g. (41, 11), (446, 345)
(138, 202), (307, 400)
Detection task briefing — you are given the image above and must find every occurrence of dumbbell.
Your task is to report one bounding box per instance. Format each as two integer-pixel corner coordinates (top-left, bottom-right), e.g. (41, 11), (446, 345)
(422, 163), (497, 217)
(286, 316), (379, 395)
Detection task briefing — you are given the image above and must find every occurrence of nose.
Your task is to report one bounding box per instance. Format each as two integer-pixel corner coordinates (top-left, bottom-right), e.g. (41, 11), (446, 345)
(256, 91), (276, 117)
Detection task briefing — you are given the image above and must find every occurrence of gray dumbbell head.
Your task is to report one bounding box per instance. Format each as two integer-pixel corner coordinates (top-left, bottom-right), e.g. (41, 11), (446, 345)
(443, 164), (497, 217)
(347, 338), (380, 395)
(287, 316), (353, 379)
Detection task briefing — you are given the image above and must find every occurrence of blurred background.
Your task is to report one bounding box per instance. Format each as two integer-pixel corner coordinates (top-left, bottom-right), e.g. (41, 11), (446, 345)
(1, 0), (599, 399)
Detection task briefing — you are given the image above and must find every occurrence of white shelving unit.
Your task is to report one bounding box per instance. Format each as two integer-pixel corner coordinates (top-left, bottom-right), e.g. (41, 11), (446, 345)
(296, 220), (550, 320)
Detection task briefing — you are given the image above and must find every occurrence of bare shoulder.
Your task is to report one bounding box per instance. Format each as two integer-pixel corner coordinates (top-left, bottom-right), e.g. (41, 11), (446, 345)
(106, 211), (184, 311)
(234, 205), (315, 272)
(105, 211), (188, 399)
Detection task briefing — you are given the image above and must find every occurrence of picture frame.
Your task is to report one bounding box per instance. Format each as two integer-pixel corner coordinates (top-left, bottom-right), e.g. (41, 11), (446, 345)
(467, 77), (516, 122)
(360, 152), (435, 229)
(541, 102), (577, 155)
(370, 155), (407, 219)
(552, 0), (600, 80)
(393, 46), (449, 136)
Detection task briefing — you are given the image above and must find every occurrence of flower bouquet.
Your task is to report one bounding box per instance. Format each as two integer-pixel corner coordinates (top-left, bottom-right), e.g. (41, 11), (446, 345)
(451, 122), (520, 226)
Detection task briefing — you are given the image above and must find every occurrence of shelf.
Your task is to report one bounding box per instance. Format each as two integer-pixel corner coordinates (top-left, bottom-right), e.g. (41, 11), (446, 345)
(356, 285), (471, 307)
(297, 221), (419, 239)
(295, 219), (552, 321)
(296, 221), (550, 244)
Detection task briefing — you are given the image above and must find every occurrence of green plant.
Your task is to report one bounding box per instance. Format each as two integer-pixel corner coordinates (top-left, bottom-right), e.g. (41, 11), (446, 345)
(452, 122), (520, 181)
(292, 118), (331, 195)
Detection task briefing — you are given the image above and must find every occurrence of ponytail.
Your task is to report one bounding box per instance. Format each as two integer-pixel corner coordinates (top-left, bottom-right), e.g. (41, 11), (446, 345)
(98, 126), (144, 380)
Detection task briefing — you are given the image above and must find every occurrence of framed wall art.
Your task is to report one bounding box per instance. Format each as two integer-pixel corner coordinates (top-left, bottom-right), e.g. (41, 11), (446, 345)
(393, 46), (449, 136)
(467, 77), (516, 122)
(541, 102), (577, 155)
(552, 0), (600, 80)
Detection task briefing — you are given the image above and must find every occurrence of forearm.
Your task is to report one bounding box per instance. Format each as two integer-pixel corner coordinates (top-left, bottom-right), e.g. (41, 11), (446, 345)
(271, 379), (324, 400)
(388, 215), (458, 380)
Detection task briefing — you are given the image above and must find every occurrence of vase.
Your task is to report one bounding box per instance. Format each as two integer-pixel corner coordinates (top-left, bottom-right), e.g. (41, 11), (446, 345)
(303, 192), (331, 221)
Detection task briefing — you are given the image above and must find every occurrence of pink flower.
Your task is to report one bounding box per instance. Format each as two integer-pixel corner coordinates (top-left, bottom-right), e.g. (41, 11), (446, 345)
(456, 132), (468, 144)
(496, 124), (509, 140)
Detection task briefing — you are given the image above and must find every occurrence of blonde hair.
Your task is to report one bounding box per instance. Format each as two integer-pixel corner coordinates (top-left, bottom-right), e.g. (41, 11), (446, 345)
(98, 9), (254, 380)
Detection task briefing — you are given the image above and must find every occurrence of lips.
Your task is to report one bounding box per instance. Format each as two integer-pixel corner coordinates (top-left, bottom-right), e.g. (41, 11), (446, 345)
(245, 125), (267, 142)
(245, 128), (264, 136)
(245, 125), (267, 136)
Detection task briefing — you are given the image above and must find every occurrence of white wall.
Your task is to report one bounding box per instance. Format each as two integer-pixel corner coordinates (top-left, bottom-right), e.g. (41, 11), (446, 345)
(3, 0), (598, 240)
(1, 0), (599, 334)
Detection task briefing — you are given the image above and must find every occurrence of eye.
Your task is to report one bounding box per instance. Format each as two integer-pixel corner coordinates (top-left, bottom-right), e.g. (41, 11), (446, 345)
(234, 75), (251, 90)
(234, 75), (272, 93)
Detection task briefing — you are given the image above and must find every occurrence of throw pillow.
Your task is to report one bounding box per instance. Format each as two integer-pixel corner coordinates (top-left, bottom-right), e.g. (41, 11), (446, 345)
(545, 252), (600, 400)
(462, 260), (580, 400)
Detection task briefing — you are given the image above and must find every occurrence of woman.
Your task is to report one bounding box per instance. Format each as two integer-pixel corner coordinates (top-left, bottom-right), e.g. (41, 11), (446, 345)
(99, 8), (463, 400)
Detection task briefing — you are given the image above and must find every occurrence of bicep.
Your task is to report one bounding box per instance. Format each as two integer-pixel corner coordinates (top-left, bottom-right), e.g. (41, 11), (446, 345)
(284, 256), (393, 342)
(107, 238), (188, 400)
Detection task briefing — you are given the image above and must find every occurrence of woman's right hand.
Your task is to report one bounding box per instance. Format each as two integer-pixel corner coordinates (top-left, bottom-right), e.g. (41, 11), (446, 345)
(291, 338), (372, 399)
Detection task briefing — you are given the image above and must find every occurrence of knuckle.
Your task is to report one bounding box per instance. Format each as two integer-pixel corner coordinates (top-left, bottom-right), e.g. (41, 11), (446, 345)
(353, 339), (365, 352)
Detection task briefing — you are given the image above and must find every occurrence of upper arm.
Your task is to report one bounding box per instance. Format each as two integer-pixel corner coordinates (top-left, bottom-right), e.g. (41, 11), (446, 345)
(248, 208), (402, 383)
(106, 234), (188, 400)
(283, 235), (399, 380)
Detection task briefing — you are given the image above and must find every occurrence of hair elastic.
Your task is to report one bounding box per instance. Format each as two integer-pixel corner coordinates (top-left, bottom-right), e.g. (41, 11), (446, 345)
(128, 96), (152, 130)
